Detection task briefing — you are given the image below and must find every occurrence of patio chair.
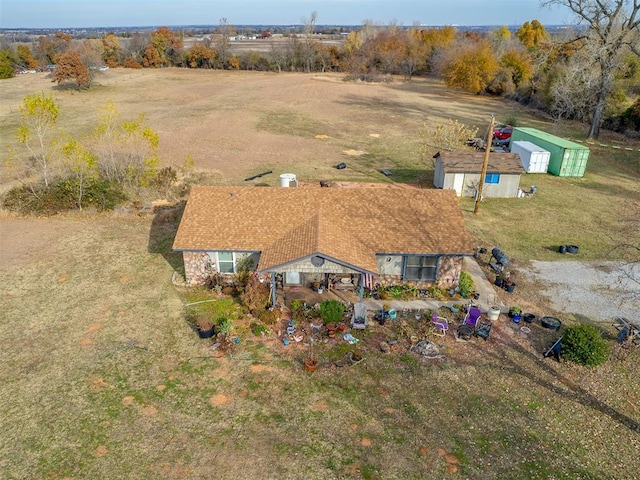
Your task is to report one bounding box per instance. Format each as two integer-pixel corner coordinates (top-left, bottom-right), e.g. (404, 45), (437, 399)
(463, 306), (482, 328)
(351, 302), (368, 330)
(431, 312), (449, 337)
(457, 306), (482, 340)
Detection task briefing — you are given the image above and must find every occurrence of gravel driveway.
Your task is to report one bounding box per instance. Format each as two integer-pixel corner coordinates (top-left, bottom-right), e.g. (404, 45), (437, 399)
(521, 261), (640, 322)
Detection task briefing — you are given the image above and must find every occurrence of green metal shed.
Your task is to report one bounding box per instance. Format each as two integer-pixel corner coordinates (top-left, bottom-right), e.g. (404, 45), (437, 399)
(509, 127), (590, 177)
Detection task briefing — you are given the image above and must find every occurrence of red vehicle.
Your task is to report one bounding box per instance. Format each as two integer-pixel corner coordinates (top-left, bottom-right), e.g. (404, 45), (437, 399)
(492, 125), (513, 140)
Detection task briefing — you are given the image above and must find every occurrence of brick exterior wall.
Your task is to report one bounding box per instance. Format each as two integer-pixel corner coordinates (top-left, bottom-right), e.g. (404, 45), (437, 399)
(183, 251), (214, 286)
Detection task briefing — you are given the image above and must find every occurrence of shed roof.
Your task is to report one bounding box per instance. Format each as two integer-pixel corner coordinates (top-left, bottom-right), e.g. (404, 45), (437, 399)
(173, 185), (475, 273)
(435, 152), (525, 174)
(513, 127), (589, 150)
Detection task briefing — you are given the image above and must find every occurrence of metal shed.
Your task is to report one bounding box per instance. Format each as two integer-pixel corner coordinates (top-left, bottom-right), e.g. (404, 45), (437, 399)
(509, 127), (590, 177)
(510, 140), (550, 173)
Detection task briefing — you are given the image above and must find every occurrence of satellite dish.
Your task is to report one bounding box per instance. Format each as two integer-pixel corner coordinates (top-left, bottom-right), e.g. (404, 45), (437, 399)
(311, 256), (324, 267)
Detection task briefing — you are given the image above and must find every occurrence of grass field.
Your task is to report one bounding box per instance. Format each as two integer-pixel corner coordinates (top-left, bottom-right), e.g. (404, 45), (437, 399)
(1, 69), (639, 479)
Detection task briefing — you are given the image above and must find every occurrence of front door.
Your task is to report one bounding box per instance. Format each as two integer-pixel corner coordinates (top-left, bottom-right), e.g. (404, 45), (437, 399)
(285, 272), (301, 285)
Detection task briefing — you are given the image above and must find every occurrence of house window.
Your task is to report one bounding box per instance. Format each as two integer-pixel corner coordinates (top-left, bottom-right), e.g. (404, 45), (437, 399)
(217, 252), (235, 273)
(404, 256), (438, 281)
(485, 173), (500, 184)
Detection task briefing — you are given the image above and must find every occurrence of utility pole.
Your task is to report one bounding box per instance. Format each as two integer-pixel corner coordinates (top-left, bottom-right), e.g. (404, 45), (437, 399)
(474, 114), (495, 215)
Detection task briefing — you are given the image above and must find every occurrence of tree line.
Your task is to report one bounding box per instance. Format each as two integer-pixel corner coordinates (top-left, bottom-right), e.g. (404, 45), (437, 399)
(1, 2), (639, 139)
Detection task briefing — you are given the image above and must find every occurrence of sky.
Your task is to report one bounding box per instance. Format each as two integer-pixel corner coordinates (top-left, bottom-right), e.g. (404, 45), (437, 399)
(0, 0), (572, 29)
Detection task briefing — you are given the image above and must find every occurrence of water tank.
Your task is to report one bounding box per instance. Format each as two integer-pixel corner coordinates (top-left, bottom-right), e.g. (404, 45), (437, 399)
(280, 173), (298, 187)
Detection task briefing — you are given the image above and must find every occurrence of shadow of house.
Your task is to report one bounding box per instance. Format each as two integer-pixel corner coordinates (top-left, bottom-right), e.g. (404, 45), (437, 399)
(148, 201), (186, 275)
(474, 329), (640, 434)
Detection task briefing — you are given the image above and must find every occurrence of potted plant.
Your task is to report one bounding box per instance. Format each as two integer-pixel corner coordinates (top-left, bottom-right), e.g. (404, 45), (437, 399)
(502, 271), (516, 293)
(304, 339), (318, 372)
(349, 349), (363, 365)
(319, 300), (345, 325)
(503, 278), (516, 293)
(196, 317), (215, 339)
(508, 306), (522, 318)
(487, 297), (501, 321)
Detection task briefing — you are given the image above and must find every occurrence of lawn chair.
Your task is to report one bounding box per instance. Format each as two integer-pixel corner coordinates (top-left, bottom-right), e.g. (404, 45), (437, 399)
(431, 312), (449, 337)
(463, 306), (482, 328)
(457, 306), (482, 340)
(475, 317), (493, 340)
(351, 302), (368, 330)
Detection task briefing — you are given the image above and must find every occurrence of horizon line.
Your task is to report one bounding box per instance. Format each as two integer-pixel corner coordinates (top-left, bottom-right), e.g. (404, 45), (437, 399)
(1, 23), (571, 31)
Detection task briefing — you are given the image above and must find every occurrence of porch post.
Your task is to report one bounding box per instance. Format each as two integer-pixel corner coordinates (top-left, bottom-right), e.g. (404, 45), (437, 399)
(359, 273), (364, 303)
(271, 271), (277, 307)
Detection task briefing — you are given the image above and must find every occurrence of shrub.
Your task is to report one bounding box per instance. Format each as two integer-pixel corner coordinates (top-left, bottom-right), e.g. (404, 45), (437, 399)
(319, 300), (345, 324)
(3, 177), (126, 214)
(257, 309), (279, 325)
(427, 285), (447, 300)
(216, 315), (234, 335)
(562, 324), (610, 367)
(458, 271), (474, 298)
(240, 275), (270, 313)
(250, 322), (270, 336)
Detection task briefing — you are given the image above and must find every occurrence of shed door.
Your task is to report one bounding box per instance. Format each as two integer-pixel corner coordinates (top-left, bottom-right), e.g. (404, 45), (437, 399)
(452, 174), (464, 196)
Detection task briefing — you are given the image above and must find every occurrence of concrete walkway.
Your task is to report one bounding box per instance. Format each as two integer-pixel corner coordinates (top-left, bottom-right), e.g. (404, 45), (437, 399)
(357, 257), (501, 314)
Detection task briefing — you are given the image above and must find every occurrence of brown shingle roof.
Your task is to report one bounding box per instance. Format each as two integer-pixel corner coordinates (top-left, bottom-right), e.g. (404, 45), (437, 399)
(172, 186), (475, 273)
(435, 152), (525, 174)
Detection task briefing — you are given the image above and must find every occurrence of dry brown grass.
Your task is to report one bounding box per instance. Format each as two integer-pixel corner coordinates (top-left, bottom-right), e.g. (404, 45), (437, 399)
(1, 69), (639, 479)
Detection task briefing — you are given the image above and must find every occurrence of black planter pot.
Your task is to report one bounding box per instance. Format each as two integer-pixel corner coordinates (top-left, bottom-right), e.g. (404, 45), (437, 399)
(495, 277), (504, 288)
(504, 283), (516, 293)
(523, 313), (536, 323)
(541, 316), (562, 331)
(197, 327), (215, 339)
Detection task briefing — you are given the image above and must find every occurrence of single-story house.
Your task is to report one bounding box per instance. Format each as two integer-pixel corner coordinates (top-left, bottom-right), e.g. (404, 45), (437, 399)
(172, 186), (475, 303)
(433, 152), (525, 198)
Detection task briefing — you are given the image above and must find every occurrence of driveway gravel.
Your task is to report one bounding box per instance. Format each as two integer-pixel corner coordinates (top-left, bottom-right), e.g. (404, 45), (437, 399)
(520, 261), (640, 322)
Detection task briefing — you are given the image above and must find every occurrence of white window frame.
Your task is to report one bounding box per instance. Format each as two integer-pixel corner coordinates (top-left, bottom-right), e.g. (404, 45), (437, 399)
(216, 251), (236, 274)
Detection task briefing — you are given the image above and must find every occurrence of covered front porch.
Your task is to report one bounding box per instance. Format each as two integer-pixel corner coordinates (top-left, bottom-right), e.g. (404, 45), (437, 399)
(279, 283), (362, 309)
(261, 254), (376, 309)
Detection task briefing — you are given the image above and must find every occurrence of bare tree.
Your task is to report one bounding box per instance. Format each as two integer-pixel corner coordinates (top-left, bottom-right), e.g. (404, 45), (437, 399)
(541, 0), (640, 138)
(300, 11), (318, 72)
(216, 17), (235, 69)
(547, 50), (599, 124)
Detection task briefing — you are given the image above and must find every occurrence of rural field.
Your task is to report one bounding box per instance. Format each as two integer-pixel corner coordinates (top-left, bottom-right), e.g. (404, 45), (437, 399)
(1, 69), (639, 479)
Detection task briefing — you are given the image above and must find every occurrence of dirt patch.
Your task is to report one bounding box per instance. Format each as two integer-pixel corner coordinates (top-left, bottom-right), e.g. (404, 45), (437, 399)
(141, 406), (158, 416)
(342, 149), (366, 156)
(249, 364), (274, 373)
(210, 394), (232, 406)
(95, 445), (108, 457)
(88, 377), (107, 392)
